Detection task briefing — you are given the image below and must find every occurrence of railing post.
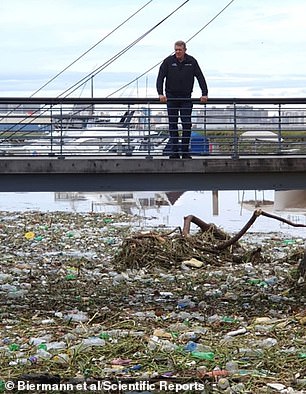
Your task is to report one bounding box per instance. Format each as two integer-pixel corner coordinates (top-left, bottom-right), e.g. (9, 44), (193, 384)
(1, 96), (306, 159)
(58, 104), (65, 159)
(49, 107), (55, 157)
(203, 104), (207, 137)
(126, 104), (132, 156)
(278, 103), (282, 154)
(146, 103), (153, 159)
(232, 102), (239, 159)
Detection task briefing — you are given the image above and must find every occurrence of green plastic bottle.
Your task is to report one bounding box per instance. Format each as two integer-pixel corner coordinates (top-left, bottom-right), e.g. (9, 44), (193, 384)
(8, 343), (20, 351)
(191, 351), (215, 360)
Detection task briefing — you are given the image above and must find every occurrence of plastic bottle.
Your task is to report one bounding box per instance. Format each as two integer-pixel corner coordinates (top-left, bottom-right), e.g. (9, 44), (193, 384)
(8, 289), (28, 299)
(65, 274), (76, 280)
(184, 341), (198, 352)
(122, 363), (139, 373)
(230, 383), (246, 393)
(9, 358), (29, 366)
(218, 378), (230, 390)
(247, 278), (261, 285)
(148, 338), (178, 352)
(82, 337), (105, 347)
(225, 360), (239, 374)
(36, 348), (52, 359)
(221, 316), (238, 323)
(184, 341), (213, 353)
(160, 340), (178, 352)
(0, 273), (12, 283)
(268, 295), (283, 303)
(239, 348), (264, 358)
(178, 332), (197, 341)
(264, 276), (278, 285)
(64, 311), (89, 322)
(28, 356), (38, 364)
(225, 327), (247, 337)
(207, 314), (220, 323)
(191, 351), (215, 360)
(8, 343), (20, 351)
(46, 341), (66, 350)
(0, 380), (5, 392)
(177, 298), (195, 309)
(99, 332), (110, 340)
(259, 337), (278, 348)
(29, 334), (52, 346)
(295, 378), (306, 387)
(283, 239), (295, 245)
(0, 284), (17, 292)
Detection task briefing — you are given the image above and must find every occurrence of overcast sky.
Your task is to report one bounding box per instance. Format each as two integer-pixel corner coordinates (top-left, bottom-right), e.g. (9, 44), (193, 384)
(1, 0), (306, 98)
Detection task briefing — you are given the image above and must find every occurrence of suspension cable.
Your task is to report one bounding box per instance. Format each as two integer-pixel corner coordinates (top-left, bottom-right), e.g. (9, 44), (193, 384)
(0, 0), (153, 140)
(57, 0), (190, 99)
(0, 0), (189, 141)
(30, 0), (153, 97)
(107, 0), (236, 97)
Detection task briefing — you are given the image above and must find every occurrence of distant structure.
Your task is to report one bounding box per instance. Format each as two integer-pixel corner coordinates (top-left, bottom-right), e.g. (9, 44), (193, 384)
(0, 103), (40, 114)
(0, 103), (43, 133)
(192, 105), (306, 130)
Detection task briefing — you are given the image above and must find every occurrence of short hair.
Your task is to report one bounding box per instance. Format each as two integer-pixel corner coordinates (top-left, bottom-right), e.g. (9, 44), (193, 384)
(174, 40), (186, 49)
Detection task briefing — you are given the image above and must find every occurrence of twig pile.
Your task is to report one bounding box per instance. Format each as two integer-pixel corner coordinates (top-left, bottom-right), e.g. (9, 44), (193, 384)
(114, 228), (237, 270)
(114, 210), (306, 278)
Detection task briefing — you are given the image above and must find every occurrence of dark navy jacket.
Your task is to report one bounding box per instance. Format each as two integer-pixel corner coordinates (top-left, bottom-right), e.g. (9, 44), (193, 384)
(156, 54), (208, 98)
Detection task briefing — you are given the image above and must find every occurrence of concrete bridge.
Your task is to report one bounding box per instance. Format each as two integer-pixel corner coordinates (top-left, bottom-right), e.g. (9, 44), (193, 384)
(1, 96), (306, 192)
(0, 155), (305, 192)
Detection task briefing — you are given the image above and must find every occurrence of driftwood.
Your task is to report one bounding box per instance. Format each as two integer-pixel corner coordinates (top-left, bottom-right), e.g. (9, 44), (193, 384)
(184, 209), (306, 250)
(116, 209), (306, 279)
(182, 215), (227, 240)
(183, 209), (306, 278)
(218, 209), (306, 250)
(298, 251), (306, 279)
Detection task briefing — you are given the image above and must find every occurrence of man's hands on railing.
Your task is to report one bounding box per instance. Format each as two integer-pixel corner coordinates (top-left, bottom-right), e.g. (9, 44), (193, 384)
(158, 95), (208, 103)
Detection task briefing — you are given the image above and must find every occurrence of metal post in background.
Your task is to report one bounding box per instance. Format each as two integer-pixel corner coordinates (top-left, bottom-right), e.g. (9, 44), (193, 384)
(212, 190), (219, 215)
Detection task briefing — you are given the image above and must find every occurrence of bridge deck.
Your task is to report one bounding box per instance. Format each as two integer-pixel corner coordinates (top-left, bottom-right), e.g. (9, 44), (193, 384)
(0, 156), (305, 192)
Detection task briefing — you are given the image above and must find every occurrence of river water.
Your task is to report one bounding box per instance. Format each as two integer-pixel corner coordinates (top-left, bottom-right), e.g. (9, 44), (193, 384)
(0, 190), (305, 238)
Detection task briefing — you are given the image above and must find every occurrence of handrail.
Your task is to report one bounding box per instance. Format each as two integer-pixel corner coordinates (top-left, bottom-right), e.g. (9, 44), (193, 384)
(1, 97), (306, 105)
(0, 96), (306, 158)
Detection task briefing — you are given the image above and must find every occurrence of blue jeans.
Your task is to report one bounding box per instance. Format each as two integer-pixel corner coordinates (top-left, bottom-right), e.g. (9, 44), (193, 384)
(167, 98), (193, 153)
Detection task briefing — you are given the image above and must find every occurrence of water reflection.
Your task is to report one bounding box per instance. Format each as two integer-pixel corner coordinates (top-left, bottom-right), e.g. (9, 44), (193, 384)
(0, 190), (305, 237)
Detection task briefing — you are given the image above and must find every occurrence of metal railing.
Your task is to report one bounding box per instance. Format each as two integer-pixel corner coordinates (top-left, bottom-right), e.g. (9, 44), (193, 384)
(0, 97), (306, 158)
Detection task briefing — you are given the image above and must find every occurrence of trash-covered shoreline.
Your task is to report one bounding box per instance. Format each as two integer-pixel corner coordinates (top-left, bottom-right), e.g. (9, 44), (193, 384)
(0, 211), (305, 394)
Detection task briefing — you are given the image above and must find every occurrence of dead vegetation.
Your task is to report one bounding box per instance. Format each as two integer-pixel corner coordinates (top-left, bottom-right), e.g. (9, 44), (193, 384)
(0, 210), (305, 393)
(115, 210), (306, 281)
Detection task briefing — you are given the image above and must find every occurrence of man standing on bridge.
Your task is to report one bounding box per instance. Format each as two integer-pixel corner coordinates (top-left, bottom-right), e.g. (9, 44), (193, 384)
(156, 40), (208, 159)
